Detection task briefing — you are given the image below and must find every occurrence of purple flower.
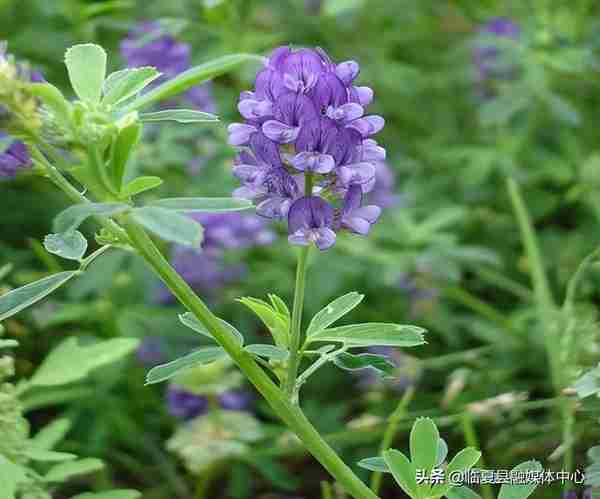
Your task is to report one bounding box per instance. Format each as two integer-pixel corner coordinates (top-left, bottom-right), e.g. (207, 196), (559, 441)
(0, 133), (31, 178)
(368, 161), (399, 208)
(166, 385), (209, 420)
(563, 489), (592, 499)
(167, 386), (252, 420)
(121, 21), (216, 110)
(136, 337), (166, 366)
(473, 17), (521, 86)
(339, 184), (381, 235)
(218, 389), (253, 411)
(229, 45), (386, 250)
(288, 196), (336, 251)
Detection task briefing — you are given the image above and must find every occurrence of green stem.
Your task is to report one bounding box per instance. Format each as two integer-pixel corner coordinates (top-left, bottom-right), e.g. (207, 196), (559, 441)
(284, 240), (310, 399)
(371, 387), (415, 494)
(121, 218), (379, 499)
(461, 413), (494, 499)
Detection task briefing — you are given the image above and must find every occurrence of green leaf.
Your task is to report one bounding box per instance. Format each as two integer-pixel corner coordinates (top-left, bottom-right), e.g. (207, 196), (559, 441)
(122, 53), (260, 112)
(29, 337), (139, 387)
(588, 446), (600, 462)
(357, 456), (389, 473)
(31, 418), (72, 450)
(24, 448), (77, 461)
(446, 448), (482, 476)
(573, 365), (600, 399)
(332, 352), (395, 377)
(121, 176), (163, 197)
(410, 417), (440, 473)
(140, 109), (219, 123)
(45, 458), (104, 482)
(0, 271), (80, 322)
(178, 312), (244, 346)
(102, 67), (161, 106)
(131, 207), (203, 247)
(70, 490), (141, 499)
(112, 122), (142, 188)
(0, 339), (18, 349)
(54, 203), (129, 233)
(238, 297), (288, 347)
(151, 197), (252, 212)
(437, 438), (449, 466)
(268, 294), (290, 319)
(0, 455), (27, 499)
(245, 344), (289, 361)
(29, 83), (72, 126)
(64, 44), (107, 103)
(498, 461), (542, 499)
(447, 487), (483, 499)
(145, 346), (227, 385)
(383, 449), (419, 498)
(308, 323), (426, 347)
(44, 231), (88, 261)
(306, 291), (364, 337)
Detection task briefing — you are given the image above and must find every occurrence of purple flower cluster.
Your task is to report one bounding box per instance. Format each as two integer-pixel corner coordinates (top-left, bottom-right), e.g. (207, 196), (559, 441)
(120, 21), (216, 113)
(159, 213), (275, 302)
(0, 132), (31, 178)
(166, 385), (252, 420)
(229, 46), (386, 251)
(473, 17), (520, 86)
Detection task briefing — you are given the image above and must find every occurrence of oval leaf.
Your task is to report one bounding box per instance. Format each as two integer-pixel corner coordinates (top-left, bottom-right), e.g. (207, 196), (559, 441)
(410, 417), (440, 473)
(44, 231), (88, 261)
(140, 109), (218, 123)
(357, 456), (389, 473)
(65, 44), (106, 103)
(102, 67), (161, 106)
(382, 449), (419, 499)
(245, 344), (289, 361)
(145, 346), (226, 385)
(498, 461), (542, 499)
(306, 291), (364, 337)
(308, 323), (426, 347)
(151, 197), (252, 213)
(0, 271), (80, 322)
(54, 203), (130, 233)
(131, 207), (203, 247)
(332, 352), (394, 377)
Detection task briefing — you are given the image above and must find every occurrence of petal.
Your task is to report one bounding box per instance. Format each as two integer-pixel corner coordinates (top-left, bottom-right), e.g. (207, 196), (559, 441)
(343, 216), (371, 235)
(312, 72), (348, 109)
(343, 184), (363, 214)
(238, 99), (273, 120)
(314, 227), (337, 250)
(249, 132), (281, 166)
(335, 60), (360, 84)
(314, 154), (335, 174)
(354, 86), (373, 106)
(288, 229), (311, 246)
(274, 92), (318, 126)
(262, 120), (300, 144)
(228, 123), (257, 146)
(347, 115), (385, 137)
(337, 162), (376, 187)
(354, 205), (382, 223)
(360, 139), (386, 161)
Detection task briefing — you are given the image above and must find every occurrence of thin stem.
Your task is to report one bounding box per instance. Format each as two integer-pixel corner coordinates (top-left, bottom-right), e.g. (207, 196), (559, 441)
(294, 346), (347, 400)
(284, 244), (310, 399)
(122, 218), (379, 499)
(371, 387), (415, 494)
(461, 413), (494, 499)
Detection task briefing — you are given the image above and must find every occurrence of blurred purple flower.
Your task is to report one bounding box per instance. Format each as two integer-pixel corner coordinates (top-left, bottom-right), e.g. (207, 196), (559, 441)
(0, 132), (31, 179)
(167, 385), (252, 420)
(473, 17), (521, 87)
(120, 21), (216, 111)
(136, 336), (166, 366)
(563, 489), (592, 499)
(158, 213), (274, 302)
(398, 273), (440, 319)
(368, 161), (398, 208)
(229, 45), (386, 250)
